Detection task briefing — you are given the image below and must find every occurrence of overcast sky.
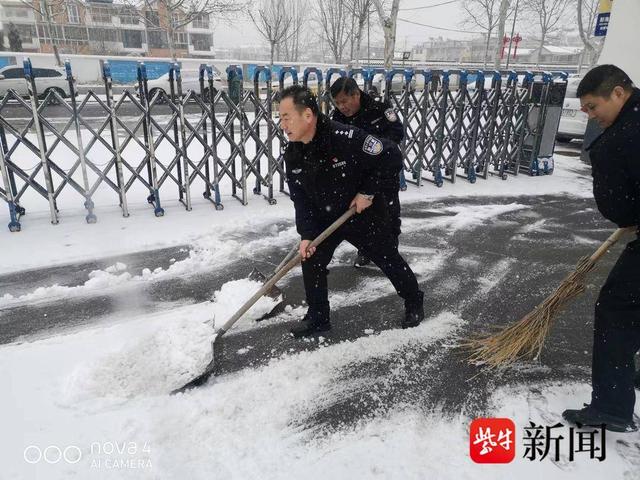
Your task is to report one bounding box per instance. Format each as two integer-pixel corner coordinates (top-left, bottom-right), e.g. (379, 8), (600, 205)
(212, 0), (472, 50)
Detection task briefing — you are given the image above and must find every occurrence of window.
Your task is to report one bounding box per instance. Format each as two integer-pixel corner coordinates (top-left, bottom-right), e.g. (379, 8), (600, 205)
(0, 68), (24, 79)
(122, 29), (143, 48)
(14, 24), (36, 41)
(33, 68), (63, 78)
(119, 7), (139, 25)
(145, 10), (160, 27)
(190, 33), (212, 51)
(171, 12), (184, 29)
(173, 31), (188, 49)
(3, 6), (29, 19)
(90, 6), (113, 24)
(37, 23), (65, 42)
(67, 3), (80, 24)
(65, 26), (88, 41)
(192, 13), (209, 29)
(147, 30), (167, 48)
(89, 28), (119, 43)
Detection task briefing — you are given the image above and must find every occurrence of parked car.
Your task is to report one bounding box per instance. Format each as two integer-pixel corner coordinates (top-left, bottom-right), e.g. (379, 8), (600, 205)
(557, 74), (588, 142)
(143, 70), (223, 102)
(0, 65), (70, 100)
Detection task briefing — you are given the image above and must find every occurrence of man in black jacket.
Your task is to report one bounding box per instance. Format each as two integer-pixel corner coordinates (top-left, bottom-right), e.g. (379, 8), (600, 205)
(331, 77), (405, 268)
(279, 85), (424, 338)
(562, 65), (640, 433)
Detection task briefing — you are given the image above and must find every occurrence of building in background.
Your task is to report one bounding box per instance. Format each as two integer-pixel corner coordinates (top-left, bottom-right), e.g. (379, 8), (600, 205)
(0, 0), (216, 58)
(411, 35), (587, 66)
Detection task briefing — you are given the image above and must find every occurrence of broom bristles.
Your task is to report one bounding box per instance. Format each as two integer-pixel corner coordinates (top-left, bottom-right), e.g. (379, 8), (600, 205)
(464, 256), (597, 367)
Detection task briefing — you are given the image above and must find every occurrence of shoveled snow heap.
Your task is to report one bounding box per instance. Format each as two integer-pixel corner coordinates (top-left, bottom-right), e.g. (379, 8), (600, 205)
(63, 278), (282, 399)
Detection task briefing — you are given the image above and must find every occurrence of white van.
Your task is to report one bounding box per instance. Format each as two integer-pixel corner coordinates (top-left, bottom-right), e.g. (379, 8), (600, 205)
(557, 74), (588, 142)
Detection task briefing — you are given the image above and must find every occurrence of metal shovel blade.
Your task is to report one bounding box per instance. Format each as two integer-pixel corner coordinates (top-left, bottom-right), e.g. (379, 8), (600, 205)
(171, 333), (224, 394)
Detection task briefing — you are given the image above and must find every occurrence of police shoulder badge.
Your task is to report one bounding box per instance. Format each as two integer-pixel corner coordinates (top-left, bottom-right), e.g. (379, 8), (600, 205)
(362, 135), (383, 155)
(384, 108), (398, 122)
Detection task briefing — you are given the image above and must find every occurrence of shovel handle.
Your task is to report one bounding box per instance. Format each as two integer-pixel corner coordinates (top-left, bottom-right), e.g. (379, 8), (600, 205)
(273, 243), (299, 275)
(217, 207), (357, 335)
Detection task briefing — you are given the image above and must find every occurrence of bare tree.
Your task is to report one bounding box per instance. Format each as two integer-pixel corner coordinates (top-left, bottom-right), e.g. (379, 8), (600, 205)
(344, 0), (373, 66)
(522, 0), (571, 65)
(373, 0), (400, 68)
(461, 0), (502, 68)
(576, 0), (600, 67)
(316, 0), (351, 63)
(123, 0), (246, 60)
(280, 0), (308, 62)
(20, 0), (67, 66)
(250, 0), (296, 66)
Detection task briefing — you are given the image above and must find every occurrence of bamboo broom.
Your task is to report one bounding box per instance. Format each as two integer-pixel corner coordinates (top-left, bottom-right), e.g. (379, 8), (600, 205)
(465, 226), (637, 367)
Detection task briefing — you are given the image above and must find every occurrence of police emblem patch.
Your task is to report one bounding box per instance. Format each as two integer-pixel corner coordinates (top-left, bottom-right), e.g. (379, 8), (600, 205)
(384, 108), (398, 122)
(362, 135), (383, 155)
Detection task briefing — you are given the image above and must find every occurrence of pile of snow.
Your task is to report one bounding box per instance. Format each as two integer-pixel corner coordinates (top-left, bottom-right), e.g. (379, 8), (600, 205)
(63, 278), (282, 400)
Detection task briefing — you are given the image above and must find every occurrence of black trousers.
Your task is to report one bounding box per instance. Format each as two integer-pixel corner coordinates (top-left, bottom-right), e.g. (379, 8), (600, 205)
(358, 184), (401, 257)
(383, 186), (402, 241)
(302, 201), (420, 314)
(590, 237), (640, 421)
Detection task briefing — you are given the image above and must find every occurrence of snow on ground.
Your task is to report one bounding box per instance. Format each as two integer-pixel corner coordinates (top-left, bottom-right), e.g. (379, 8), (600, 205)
(0, 152), (592, 276)
(5, 154), (636, 479)
(2, 305), (638, 479)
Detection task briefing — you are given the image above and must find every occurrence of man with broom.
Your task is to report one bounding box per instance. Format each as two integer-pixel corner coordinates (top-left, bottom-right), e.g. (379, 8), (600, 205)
(562, 65), (640, 433)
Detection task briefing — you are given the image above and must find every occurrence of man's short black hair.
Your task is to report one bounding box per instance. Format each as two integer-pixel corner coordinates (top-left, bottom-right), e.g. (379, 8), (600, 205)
(577, 64), (634, 98)
(330, 76), (360, 98)
(280, 84), (319, 115)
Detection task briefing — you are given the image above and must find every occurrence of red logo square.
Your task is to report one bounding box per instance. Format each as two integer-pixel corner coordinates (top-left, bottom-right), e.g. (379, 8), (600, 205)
(470, 418), (516, 463)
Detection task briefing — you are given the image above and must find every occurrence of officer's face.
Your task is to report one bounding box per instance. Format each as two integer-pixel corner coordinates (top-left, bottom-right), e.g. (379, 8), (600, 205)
(333, 91), (361, 118)
(580, 86), (630, 129)
(279, 97), (315, 143)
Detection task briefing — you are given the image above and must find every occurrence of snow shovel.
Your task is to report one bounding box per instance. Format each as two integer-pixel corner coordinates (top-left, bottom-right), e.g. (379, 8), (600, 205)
(171, 206), (357, 394)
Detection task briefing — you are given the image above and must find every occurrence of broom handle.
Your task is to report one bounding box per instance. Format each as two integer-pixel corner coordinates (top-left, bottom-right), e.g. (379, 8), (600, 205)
(588, 226), (637, 263)
(217, 207), (357, 336)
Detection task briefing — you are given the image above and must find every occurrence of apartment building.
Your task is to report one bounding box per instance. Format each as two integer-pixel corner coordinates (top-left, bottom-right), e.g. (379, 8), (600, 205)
(0, 0), (216, 58)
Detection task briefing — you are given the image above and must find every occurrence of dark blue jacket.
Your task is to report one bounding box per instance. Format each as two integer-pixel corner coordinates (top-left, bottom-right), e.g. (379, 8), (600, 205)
(587, 88), (640, 228)
(284, 114), (402, 240)
(331, 91), (405, 145)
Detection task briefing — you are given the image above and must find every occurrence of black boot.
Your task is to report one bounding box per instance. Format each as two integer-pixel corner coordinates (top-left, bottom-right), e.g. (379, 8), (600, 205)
(562, 404), (638, 433)
(635, 371), (640, 390)
(290, 308), (331, 338)
(403, 291), (424, 329)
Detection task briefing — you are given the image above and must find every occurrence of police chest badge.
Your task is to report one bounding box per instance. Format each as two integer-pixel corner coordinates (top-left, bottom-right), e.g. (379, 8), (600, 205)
(362, 135), (383, 155)
(384, 108), (398, 122)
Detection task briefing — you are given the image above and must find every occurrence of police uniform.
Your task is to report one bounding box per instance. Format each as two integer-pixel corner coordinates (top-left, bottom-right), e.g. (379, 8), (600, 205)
(332, 91), (404, 246)
(284, 114), (423, 327)
(565, 87), (640, 430)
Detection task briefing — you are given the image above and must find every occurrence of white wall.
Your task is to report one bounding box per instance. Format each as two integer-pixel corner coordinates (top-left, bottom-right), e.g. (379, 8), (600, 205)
(598, 0), (640, 84)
